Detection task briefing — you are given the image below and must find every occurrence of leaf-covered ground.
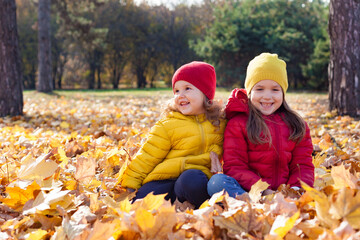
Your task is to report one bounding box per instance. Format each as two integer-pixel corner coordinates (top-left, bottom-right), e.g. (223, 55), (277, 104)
(0, 90), (359, 239)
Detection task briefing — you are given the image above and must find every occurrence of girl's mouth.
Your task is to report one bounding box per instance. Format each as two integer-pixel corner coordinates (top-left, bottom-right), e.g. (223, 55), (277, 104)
(180, 101), (190, 106)
(261, 103), (273, 108)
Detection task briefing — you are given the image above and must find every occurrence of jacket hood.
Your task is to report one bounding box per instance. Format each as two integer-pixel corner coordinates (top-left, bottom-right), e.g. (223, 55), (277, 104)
(225, 88), (249, 119)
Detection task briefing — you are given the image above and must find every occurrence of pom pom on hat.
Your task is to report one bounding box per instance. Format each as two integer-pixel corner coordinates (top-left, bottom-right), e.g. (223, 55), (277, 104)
(245, 53), (288, 94)
(172, 61), (216, 100)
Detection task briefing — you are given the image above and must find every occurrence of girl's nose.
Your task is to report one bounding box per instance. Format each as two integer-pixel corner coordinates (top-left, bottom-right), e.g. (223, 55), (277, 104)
(263, 90), (272, 99)
(178, 90), (185, 97)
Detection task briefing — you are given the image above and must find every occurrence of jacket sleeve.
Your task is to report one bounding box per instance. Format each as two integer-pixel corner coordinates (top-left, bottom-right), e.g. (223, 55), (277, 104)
(222, 117), (261, 191)
(120, 121), (171, 189)
(287, 123), (314, 188)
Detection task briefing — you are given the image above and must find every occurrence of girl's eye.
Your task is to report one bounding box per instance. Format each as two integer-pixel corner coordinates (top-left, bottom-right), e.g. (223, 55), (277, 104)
(186, 87), (191, 91)
(174, 89), (179, 93)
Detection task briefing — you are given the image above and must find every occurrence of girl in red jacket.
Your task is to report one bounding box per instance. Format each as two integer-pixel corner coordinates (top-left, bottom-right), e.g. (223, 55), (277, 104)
(207, 53), (314, 197)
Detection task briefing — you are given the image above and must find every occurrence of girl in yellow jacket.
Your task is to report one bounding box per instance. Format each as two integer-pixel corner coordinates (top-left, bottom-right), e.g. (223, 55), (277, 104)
(120, 61), (226, 208)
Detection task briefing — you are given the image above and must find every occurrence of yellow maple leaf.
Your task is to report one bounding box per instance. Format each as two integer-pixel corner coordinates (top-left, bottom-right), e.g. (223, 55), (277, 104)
(139, 193), (167, 211)
(60, 121), (70, 129)
(26, 229), (48, 240)
(271, 211), (300, 238)
(249, 179), (269, 202)
(346, 207), (360, 229)
(329, 188), (360, 229)
(331, 164), (358, 189)
(0, 181), (40, 211)
(302, 182), (338, 228)
(135, 208), (155, 231)
(18, 152), (58, 180)
(118, 198), (132, 213)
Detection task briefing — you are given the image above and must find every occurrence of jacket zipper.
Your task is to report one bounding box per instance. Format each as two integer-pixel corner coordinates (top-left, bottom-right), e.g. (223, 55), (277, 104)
(196, 116), (205, 155)
(273, 117), (280, 188)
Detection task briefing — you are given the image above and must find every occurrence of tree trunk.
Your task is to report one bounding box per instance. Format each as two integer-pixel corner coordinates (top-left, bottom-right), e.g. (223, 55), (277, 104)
(328, 0), (360, 117)
(136, 66), (147, 88)
(37, 0), (53, 92)
(96, 66), (102, 89)
(0, 0), (23, 117)
(88, 63), (96, 89)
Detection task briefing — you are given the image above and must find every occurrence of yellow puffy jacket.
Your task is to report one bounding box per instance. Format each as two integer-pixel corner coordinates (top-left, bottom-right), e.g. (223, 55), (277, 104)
(121, 112), (226, 190)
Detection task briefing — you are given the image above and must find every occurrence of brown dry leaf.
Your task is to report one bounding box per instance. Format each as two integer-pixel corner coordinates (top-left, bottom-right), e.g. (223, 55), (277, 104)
(34, 213), (62, 230)
(210, 151), (222, 173)
(214, 202), (265, 239)
(86, 220), (117, 240)
(74, 155), (96, 184)
(297, 221), (325, 239)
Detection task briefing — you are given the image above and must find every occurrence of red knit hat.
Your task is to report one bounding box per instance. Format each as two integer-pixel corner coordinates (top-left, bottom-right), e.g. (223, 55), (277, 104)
(172, 61), (216, 100)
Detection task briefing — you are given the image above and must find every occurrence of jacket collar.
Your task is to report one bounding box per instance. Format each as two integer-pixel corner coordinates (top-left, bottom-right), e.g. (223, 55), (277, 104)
(225, 88), (249, 119)
(168, 111), (207, 122)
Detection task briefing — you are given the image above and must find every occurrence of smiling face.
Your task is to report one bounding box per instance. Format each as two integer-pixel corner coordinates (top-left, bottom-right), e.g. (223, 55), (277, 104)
(249, 79), (283, 115)
(173, 80), (206, 116)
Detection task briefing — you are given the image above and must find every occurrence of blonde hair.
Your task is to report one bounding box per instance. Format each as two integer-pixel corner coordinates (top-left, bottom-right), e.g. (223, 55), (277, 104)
(246, 99), (306, 145)
(162, 97), (224, 127)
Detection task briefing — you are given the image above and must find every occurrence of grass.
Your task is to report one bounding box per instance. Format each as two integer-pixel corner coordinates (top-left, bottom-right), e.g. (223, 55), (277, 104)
(23, 88), (328, 102)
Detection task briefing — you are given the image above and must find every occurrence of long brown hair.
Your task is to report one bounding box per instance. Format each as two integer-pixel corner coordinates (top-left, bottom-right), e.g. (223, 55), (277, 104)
(246, 99), (306, 145)
(162, 97), (224, 127)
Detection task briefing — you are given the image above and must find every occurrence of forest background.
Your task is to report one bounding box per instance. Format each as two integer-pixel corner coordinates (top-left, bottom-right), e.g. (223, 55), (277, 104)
(17, 0), (330, 91)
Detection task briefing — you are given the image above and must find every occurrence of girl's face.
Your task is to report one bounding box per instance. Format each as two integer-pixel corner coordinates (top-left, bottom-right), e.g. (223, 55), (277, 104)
(173, 80), (206, 116)
(249, 79), (283, 115)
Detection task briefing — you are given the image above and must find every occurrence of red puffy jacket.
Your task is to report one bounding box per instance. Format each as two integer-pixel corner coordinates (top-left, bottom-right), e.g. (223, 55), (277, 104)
(223, 88), (314, 191)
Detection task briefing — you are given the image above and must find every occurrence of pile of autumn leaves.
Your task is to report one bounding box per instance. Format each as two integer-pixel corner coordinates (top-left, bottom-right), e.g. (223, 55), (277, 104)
(0, 92), (359, 240)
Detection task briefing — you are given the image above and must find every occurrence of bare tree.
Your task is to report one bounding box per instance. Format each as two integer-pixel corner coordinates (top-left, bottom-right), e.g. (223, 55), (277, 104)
(37, 0), (53, 92)
(328, 0), (360, 116)
(0, 0), (23, 117)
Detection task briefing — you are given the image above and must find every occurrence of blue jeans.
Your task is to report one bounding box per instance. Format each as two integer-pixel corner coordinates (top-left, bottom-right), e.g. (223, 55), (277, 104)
(207, 173), (246, 198)
(134, 169), (210, 208)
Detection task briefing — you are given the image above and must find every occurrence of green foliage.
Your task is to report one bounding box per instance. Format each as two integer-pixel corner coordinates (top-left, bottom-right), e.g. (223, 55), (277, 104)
(16, 0), (330, 91)
(301, 36), (330, 91)
(191, 0), (329, 89)
(17, 0), (38, 89)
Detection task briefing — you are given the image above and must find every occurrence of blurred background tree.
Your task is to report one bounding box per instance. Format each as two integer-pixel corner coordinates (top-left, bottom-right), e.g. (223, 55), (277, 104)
(15, 0), (329, 91)
(0, 0), (23, 117)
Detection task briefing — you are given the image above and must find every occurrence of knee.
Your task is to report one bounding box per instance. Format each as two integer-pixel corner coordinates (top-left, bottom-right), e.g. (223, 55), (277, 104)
(178, 169), (207, 190)
(207, 173), (227, 196)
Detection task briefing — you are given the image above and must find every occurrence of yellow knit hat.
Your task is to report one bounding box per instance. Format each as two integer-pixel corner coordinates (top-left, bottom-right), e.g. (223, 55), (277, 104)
(245, 53), (288, 94)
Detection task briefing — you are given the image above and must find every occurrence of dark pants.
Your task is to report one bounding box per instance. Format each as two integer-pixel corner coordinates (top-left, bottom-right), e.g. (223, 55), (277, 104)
(133, 169), (210, 208)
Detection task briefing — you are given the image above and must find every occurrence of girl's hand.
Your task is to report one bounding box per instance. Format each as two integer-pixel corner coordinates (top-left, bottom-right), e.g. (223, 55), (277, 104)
(262, 189), (275, 196)
(210, 151), (223, 174)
